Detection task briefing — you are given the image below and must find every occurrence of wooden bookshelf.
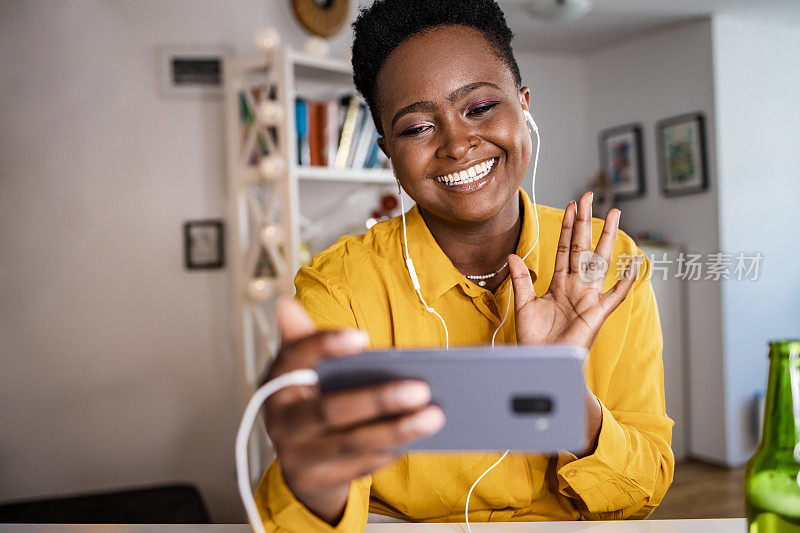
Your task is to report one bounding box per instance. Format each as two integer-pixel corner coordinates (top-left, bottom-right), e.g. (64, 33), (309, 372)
(223, 46), (393, 482)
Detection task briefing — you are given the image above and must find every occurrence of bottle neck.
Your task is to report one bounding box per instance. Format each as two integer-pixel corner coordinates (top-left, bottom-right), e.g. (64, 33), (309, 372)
(760, 342), (800, 452)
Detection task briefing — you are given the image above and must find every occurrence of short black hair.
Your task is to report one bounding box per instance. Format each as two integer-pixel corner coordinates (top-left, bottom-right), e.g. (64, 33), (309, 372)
(351, 0), (522, 136)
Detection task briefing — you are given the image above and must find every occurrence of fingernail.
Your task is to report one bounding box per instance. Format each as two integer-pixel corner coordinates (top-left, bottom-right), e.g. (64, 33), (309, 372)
(330, 329), (369, 350)
(410, 406), (445, 434)
(395, 382), (431, 407)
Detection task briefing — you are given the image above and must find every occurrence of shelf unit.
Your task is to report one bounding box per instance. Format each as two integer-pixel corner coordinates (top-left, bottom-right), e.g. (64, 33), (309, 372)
(223, 46), (393, 481)
(297, 165), (394, 184)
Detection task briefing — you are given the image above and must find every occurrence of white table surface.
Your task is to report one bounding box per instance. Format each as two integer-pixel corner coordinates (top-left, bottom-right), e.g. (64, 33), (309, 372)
(0, 519), (746, 532)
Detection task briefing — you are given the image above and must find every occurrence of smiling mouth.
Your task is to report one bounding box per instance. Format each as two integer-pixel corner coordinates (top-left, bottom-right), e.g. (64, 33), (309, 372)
(433, 157), (498, 186)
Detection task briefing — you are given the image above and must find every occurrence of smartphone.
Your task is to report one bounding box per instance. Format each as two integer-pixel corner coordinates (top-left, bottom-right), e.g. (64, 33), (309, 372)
(315, 345), (587, 453)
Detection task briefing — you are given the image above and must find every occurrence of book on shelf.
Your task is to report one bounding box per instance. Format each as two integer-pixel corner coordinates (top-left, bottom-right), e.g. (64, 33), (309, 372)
(294, 98), (310, 166)
(295, 94), (389, 171)
(237, 86), (389, 172)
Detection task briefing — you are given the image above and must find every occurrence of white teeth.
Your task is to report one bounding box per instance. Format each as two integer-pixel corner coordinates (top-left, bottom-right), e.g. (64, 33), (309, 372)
(435, 158), (496, 186)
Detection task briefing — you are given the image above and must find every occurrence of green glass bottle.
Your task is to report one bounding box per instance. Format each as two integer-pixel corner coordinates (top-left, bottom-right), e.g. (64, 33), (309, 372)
(745, 340), (800, 533)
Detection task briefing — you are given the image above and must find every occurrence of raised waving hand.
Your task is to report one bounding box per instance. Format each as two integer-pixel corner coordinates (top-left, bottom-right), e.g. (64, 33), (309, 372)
(510, 191), (644, 351)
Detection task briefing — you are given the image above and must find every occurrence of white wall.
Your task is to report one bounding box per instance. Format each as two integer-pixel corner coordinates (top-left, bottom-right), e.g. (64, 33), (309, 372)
(515, 53), (594, 208)
(712, 14), (800, 465)
(583, 20), (726, 462)
(0, 0), (358, 521)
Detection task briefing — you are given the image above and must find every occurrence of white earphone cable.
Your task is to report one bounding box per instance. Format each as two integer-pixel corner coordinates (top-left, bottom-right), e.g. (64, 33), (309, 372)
(490, 115), (541, 348)
(399, 191), (450, 349)
(465, 111), (540, 533)
(464, 449), (509, 531)
(236, 369), (320, 533)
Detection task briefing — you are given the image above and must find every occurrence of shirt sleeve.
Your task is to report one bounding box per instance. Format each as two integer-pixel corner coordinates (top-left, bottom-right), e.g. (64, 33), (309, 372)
(252, 263), (373, 532)
(554, 253), (675, 519)
(294, 263), (360, 330)
(255, 460), (372, 532)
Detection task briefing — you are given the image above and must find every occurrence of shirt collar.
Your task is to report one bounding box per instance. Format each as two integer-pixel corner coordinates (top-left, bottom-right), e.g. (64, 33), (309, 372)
(403, 188), (542, 303)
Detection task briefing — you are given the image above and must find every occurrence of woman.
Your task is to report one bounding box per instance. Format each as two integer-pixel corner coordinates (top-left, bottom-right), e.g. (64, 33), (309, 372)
(256, 0), (674, 530)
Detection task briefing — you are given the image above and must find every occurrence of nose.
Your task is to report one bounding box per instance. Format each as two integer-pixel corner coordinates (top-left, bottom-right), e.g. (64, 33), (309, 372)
(435, 117), (477, 160)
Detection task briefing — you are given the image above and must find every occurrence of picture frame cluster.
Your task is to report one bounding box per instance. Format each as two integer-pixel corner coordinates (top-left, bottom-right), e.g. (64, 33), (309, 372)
(599, 112), (708, 201)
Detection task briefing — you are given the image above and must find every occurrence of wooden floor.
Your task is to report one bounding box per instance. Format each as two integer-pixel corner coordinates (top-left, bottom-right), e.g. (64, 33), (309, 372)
(649, 460), (746, 519)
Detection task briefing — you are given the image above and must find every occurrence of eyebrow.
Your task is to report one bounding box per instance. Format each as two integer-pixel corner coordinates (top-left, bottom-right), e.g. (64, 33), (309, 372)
(389, 81), (502, 129)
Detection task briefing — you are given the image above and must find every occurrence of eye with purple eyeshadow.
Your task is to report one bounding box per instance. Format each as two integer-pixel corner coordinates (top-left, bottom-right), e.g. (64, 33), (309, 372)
(398, 98), (503, 136)
(400, 122), (431, 136)
(467, 98), (501, 115)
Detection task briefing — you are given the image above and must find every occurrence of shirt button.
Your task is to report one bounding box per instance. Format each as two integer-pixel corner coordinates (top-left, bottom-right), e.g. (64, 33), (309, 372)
(564, 469), (577, 478)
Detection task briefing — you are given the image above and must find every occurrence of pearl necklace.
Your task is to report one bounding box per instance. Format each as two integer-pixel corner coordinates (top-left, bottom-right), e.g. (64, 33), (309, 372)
(465, 262), (509, 287)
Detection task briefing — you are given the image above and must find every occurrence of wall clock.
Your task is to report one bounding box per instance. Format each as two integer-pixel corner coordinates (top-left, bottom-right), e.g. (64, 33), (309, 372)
(291, 0), (350, 38)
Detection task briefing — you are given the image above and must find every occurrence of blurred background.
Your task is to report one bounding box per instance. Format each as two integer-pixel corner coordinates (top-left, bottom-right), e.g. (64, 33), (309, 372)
(1, 0), (799, 524)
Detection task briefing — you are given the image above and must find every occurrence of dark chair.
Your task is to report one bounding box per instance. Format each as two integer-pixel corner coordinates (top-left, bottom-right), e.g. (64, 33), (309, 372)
(0, 484), (210, 523)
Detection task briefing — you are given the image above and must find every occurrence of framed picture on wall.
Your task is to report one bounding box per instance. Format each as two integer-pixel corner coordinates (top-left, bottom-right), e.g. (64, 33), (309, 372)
(184, 220), (225, 269)
(598, 123), (645, 201)
(657, 112), (708, 197)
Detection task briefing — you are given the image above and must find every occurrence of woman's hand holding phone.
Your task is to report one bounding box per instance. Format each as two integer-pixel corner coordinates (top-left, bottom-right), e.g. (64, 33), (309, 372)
(262, 298), (445, 525)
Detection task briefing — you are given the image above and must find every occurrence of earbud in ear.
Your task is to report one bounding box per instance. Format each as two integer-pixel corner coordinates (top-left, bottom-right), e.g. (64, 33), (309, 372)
(523, 110), (538, 133)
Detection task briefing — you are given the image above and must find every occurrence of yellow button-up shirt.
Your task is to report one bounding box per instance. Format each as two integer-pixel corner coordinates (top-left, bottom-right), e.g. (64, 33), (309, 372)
(256, 189), (674, 531)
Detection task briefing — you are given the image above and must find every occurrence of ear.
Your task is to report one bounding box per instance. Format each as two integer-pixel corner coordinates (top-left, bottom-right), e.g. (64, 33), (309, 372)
(518, 86), (531, 113)
(377, 136), (390, 160)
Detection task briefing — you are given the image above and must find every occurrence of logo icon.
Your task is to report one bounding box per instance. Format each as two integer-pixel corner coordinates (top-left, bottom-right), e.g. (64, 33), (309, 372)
(577, 251), (607, 283)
